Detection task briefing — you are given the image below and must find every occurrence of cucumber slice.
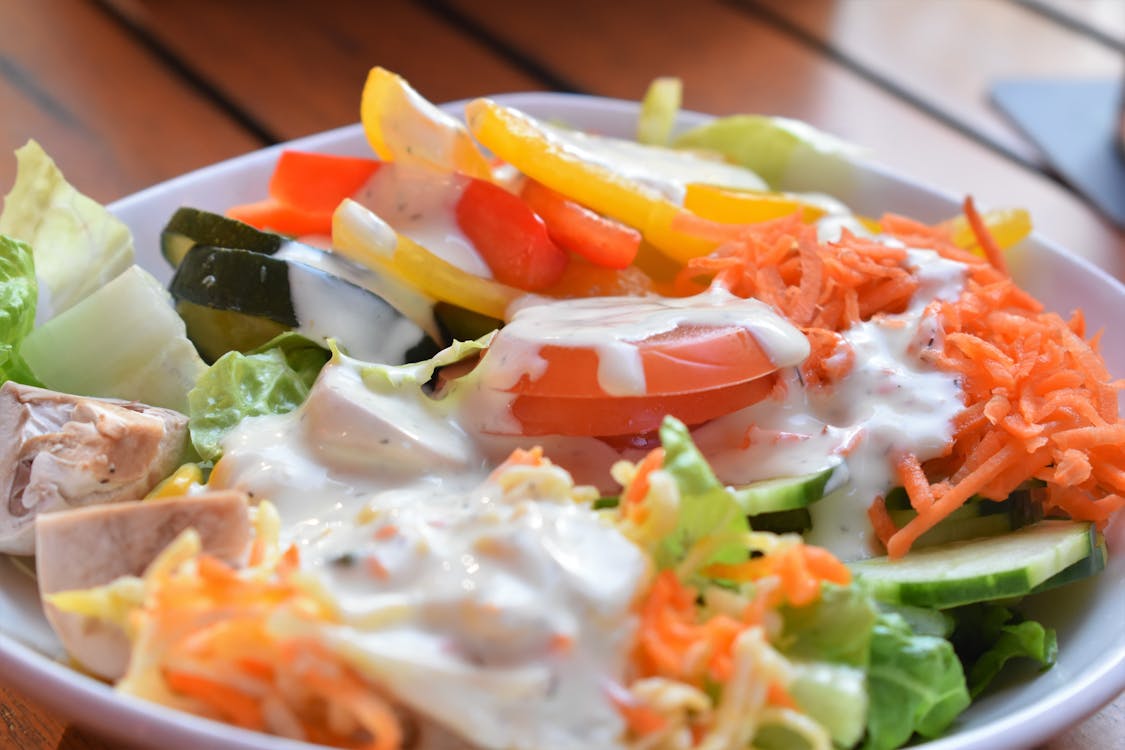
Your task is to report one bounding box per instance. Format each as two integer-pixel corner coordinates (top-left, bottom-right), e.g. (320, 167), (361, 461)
(848, 521), (1100, 609)
(170, 245), (433, 365)
(731, 462), (846, 515)
(1030, 534), (1107, 594)
(906, 513), (1014, 549)
(748, 507), (812, 534)
(162, 207), (283, 267)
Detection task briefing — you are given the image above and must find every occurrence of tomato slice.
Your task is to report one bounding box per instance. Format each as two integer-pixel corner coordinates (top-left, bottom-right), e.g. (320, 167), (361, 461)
(490, 323), (778, 398)
(503, 374), (777, 437)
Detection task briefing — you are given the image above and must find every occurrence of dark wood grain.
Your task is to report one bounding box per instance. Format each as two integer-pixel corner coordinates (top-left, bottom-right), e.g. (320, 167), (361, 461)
(100, 0), (546, 144)
(444, 0), (1125, 280)
(1019, 0), (1125, 47)
(745, 0), (1124, 166)
(0, 0), (261, 203)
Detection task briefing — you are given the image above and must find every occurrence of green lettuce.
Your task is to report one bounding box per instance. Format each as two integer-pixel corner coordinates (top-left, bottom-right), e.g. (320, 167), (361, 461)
(779, 583), (878, 668)
(950, 603), (1057, 698)
(188, 334), (331, 461)
(0, 235), (41, 384)
(863, 613), (970, 750)
(0, 140), (133, 318)
(655, 417), (749, 570)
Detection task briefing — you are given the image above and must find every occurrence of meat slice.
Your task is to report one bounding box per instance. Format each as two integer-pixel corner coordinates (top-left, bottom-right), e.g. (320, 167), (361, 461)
(0, 382), (189, 554)
(36, 490), (251, 680)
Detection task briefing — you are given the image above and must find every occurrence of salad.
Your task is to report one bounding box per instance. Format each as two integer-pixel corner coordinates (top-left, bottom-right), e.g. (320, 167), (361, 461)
(0, 68), (1121, 750)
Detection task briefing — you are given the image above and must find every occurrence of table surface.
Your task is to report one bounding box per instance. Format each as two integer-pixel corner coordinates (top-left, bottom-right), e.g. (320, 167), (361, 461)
(0, 0), (1123, 748)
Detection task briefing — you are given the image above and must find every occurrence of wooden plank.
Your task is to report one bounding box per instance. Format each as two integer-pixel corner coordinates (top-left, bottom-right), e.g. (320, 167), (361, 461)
(747, 0), (1124, 166)
(0, 0), (261, 203)
(100, 0), (545, 144)
(0, 682), (111, 750)
(1020, 0), (1125, 47)
(444, 0), (1125, 281)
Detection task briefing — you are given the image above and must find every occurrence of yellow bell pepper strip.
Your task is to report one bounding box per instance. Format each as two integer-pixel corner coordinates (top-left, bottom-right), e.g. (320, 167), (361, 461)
(943, 206), (1032, 252)
(682, 184), (826, 225)
(146, 463), (204, 500)
(332, 199), (521, 320)
(466, 98), (730, 266)
(361, 66), (493, 180)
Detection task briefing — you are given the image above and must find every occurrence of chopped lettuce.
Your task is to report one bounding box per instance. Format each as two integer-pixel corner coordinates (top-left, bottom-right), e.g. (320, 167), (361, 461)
(0, 140), (133, 319)
(787, 661), (869, 748)
(20, 265), (205, 411)
(188, 334), (331, 461)
(673, 115), (863, 194)
(863, 613), (970, 750)
(636, 77), (682, 146)
(0, 235), (41, 384)
(950, 603), (1057, 698)
(655, 417), (749, 570)
(779, 583), (878, 668)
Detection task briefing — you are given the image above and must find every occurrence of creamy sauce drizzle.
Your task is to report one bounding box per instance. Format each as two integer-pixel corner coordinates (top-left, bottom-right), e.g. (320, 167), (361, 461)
(217, 359), (646, 749)
(354, 165), (492, 279)
(537, 119), (767, 204)
(482, 288), (810, 397)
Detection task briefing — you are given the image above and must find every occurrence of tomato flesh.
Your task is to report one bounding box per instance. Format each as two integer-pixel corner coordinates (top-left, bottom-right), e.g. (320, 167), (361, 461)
(503, 373), (777, 437)
(498, 324), (777, 398)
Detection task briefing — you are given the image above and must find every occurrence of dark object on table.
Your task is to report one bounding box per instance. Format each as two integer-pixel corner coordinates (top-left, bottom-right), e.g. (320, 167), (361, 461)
(991, 78), (1125, 229)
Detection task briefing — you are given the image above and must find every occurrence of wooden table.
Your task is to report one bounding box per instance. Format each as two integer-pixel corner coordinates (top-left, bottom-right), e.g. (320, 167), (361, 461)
(0, 0), (1122, 748)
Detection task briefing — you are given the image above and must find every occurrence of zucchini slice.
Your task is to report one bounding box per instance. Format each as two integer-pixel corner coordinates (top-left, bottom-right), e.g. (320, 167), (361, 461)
(848, 520), (1101, 609)
(170, 245), (434, 364)
(162, 207), (442, 343)
(731, 462), (846, 516)
(162, 207), (283, 268)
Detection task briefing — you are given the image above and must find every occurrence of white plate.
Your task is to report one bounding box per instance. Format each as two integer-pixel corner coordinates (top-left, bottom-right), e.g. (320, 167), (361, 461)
(1, 93), (1122, 750)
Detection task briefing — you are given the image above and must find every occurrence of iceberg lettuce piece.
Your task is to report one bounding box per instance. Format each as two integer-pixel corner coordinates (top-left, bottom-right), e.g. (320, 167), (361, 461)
(0, 235), (41, 385)
(19, 266), (205, 412)
(0, 140), (133, 319)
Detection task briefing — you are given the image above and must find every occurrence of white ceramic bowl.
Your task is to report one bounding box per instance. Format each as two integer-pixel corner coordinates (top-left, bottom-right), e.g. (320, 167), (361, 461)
(0, 93), (1122, 750)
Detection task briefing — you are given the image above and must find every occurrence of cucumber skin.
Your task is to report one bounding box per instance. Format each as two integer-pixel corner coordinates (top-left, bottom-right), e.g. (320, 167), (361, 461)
(732, 463), (844, 515)
(162, 208), (283, 268)
(849, 521), (1098, 609)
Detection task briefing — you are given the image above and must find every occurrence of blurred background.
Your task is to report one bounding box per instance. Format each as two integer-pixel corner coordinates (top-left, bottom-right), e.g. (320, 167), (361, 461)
(0, 0), (1123, 747)
(1, 0), (1122, 260)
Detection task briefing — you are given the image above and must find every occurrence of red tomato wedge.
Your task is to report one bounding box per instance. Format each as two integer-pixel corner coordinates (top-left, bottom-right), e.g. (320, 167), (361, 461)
(504, 373), (777, 437)
(493, 324), (778, 398)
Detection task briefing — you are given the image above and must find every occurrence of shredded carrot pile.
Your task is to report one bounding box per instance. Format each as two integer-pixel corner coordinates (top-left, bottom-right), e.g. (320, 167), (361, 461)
(677, 199), (1124, 558)
(678, 212), (918, 389)
(883, 200), (1125, 557)
(135, 548), (403, 749)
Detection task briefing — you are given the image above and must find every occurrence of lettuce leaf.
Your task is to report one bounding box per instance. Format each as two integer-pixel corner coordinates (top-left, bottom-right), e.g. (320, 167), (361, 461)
(0, 140), (133, 319)
(950, 603), (1057, 698)
(0, 235), (41, 384)
(863, 613), (970, 750)
(778, 583), (878, 668)
(655, 417), (749, 570)
(188, 335), (331, 461)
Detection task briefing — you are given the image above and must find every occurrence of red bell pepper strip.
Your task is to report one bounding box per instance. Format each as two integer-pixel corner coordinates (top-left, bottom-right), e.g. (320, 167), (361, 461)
(226, 198), (334, 237)
(520, 179), (641, 269)
(456, 179), (568, 291)
(267, 151), (381, 213)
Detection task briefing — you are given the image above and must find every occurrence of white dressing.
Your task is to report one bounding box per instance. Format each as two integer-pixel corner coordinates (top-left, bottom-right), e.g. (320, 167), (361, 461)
(537, 119), (767, 204)
(354, 164), (492, 278)
(482, 287), (810, 397)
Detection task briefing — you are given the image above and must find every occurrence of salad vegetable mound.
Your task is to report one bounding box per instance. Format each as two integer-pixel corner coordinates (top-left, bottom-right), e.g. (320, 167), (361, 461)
(0, 68), (1119, 750)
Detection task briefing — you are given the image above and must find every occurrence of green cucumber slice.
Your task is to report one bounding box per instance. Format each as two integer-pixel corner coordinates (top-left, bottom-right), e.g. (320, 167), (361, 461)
(170, 245), (433, 364)
(731, 462), (846, 515)
(162, 207), (283, 267)
(848, 521), (1100, 609)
